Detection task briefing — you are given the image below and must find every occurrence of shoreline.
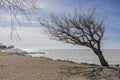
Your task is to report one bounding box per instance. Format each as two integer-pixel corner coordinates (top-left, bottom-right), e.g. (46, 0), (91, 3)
(27, 49), (120, 65)
(28, 53), (120, 66)
(0, 53), (120, 80)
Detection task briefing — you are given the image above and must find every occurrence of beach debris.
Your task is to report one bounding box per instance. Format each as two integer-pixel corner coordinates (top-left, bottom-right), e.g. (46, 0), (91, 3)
(60, 64), (120, 80)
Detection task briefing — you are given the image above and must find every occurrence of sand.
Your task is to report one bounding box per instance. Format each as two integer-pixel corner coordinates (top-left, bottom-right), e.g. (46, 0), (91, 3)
(0, 53), (120, 80)
(0, 52), (15, 56)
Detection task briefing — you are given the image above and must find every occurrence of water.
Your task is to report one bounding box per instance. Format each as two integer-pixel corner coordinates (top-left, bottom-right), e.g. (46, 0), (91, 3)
(27, 49), (120, 65)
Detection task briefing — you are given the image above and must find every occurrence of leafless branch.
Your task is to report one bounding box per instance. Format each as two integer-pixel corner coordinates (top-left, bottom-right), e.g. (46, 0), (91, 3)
(39, 9), (105, 49)
(0, 0), (38, 40)
(39, 8), (108, 66)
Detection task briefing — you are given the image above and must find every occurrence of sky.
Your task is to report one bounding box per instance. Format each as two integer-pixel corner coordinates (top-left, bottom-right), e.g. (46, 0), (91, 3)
(0, 0), (120, 49)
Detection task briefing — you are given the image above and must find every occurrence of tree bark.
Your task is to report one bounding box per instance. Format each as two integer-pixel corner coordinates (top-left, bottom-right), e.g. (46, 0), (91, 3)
(93, 49), (109, 66)
(97, 51), (108, 66)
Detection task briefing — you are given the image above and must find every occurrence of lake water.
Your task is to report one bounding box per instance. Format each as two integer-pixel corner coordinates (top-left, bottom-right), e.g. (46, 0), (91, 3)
(27, 49), (120, 65)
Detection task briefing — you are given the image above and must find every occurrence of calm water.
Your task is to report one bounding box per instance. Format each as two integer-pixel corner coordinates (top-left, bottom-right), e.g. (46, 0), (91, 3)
(27, 49), (120, 65)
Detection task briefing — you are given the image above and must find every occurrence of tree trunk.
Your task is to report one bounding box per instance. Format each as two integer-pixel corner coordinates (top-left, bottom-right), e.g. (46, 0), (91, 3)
(93, 49), (109, 66)
(97, 51), (109, 66)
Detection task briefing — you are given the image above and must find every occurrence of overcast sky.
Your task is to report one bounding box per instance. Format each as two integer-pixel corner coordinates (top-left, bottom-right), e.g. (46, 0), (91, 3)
(0, 0), (120, 49)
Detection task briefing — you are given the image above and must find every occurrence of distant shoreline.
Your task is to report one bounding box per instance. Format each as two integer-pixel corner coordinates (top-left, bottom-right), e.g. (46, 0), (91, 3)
(26, 49), (120, 65)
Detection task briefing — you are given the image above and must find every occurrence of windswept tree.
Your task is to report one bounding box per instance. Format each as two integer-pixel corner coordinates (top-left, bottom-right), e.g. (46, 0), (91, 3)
(39, 9), (109, 66)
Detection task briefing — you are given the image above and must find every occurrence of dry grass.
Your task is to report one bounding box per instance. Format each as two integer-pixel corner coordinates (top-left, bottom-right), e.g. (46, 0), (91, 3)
(0, 52), (15, 56)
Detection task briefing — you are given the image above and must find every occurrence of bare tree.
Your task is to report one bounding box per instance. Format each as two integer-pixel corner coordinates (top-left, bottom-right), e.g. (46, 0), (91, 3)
(39, 9), (109, 66)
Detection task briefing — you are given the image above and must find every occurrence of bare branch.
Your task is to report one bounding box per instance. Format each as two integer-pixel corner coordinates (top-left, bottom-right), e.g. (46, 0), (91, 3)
(40, 9), (105, 49)
(0, 0), (38, 40)
(39, 7), (108, 66)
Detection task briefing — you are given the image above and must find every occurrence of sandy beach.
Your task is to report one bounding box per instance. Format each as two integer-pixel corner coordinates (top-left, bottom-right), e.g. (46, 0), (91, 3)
(0, 53), (120, 80)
